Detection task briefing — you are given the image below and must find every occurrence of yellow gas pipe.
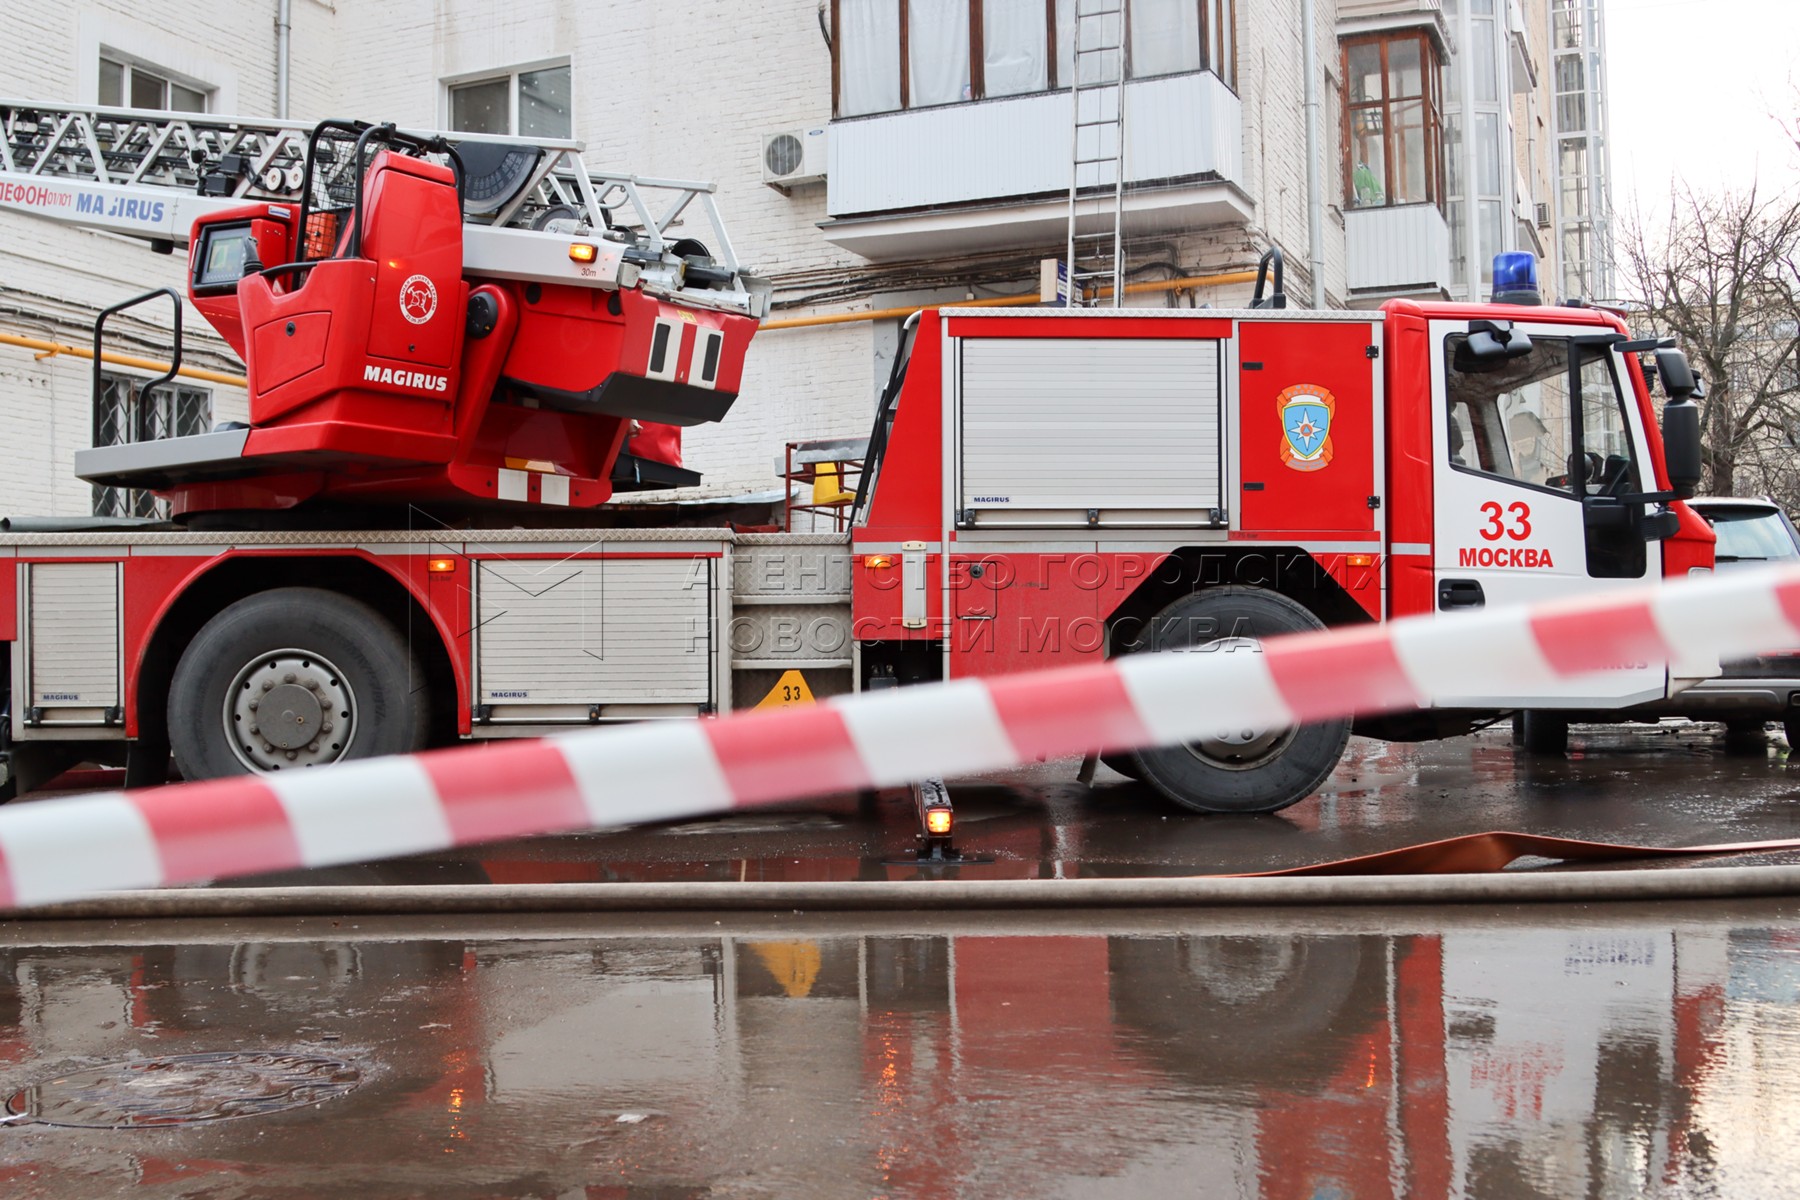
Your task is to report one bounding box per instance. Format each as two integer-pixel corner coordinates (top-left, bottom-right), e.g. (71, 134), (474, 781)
(758, 268), (1261, 331)
(0, 331), (248, 388)
(1, 266), (1262, 380)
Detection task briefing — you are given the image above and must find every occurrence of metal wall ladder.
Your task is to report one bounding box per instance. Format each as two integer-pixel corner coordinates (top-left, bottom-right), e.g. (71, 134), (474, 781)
(1063, 0), (1128, 307)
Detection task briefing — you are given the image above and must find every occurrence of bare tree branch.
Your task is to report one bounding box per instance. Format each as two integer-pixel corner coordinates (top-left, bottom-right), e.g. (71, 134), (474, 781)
(1623, 177), (1800, 504)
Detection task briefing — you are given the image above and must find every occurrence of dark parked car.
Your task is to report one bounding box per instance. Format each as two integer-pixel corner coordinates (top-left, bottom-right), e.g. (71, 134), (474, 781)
(1520, 497), (1800, 753)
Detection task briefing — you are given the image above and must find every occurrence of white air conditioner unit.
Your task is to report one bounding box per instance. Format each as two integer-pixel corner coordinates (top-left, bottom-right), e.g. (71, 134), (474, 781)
(762, 127), (827, 189)
(1536, 202), (1552, 228)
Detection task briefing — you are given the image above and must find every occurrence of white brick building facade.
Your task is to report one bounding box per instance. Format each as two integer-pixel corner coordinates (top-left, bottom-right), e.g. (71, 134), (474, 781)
(0, 1), (1598, 518)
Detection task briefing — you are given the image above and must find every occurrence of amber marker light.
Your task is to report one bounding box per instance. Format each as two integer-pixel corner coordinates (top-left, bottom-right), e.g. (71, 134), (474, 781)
(863, 555), (894, 570)
(568, 243), (599, 263)
(1346, 553), (1377, 568)
(428, 558), (458, 574)
(924, 807), (954, 836)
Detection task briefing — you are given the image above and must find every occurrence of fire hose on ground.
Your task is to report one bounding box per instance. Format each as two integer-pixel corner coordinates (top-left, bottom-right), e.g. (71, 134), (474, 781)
(7, 564), (1800, 917)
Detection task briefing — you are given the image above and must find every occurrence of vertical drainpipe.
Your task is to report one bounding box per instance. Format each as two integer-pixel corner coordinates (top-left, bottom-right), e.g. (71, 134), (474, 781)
(1302, 0), (1326, 307)
(1458, 2), (1479, 302)
(276, 0), (292, 119)
(1589, 0), (1613, 299)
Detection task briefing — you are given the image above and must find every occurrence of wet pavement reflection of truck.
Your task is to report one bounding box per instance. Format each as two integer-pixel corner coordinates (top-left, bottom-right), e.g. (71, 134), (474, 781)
(3, 906), (1800, 1198)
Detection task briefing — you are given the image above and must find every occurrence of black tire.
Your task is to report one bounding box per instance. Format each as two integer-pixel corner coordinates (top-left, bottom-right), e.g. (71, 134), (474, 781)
(1124, 587), (1350, 814)
(1519, 711), (1569, 755)
(1786, 717), (1800, 752)
(1723, 719), (1769, 753)
(168, 588), (430, 782)
(1107, 935), (1381, 1084)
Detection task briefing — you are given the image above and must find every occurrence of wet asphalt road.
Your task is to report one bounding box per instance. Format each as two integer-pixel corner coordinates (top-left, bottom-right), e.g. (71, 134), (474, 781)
(219, 720), (1800, 888)
(3, 722), (1800, 1197)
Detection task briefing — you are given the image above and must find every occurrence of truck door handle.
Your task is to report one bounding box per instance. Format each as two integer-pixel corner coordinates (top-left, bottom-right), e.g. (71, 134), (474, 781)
(1438, 579), (1485, 611)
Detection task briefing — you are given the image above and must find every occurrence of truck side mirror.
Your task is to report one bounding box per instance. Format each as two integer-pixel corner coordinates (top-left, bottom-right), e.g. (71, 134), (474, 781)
(1654, 348), (1697, 400)
(1661, 398), (1703, 500)
(1640, 506), (1681, 541)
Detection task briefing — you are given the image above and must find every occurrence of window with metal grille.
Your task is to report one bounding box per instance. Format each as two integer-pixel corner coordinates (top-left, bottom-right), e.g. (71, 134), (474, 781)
(91, 373), (211, 519)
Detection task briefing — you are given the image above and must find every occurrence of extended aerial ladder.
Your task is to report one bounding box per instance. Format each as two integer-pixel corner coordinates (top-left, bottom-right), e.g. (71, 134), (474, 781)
(0, 100), (770, 521)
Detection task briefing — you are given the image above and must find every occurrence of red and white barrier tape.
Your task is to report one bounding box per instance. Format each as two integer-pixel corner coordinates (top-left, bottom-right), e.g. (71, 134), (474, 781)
(4, 564), (1800, 908)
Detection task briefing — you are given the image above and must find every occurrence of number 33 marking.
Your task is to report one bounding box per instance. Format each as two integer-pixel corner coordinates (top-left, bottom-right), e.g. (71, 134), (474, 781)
(1479, 501), (1531, 541)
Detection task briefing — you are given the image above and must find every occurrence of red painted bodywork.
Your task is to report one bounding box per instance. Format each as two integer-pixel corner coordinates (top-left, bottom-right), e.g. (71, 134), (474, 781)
(851, 310), (947, 642)
(1381, 305), (1437, 618)
(1237, 320), (1378, 537)
(1662, 501), (1717, 577)
(235, 155), (466, 454)
(75, 544), (740, 738)
(0, 565), (13, 642)
(858, 309), (1396, 669)
(168, 147), (755, 517)
(0, 299), (1711, 750)
(100, 548), (471, 739)
(857, 311), (945, 541)
(852, 300), (1712, 680)
(947, 552), (1169, 678)
(627, 422), (683, 467)
(1619, 352), (1716, 577)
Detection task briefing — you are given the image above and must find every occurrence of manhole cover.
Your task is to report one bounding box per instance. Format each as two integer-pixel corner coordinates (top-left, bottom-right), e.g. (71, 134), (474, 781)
(4, 1052), (362, 1128)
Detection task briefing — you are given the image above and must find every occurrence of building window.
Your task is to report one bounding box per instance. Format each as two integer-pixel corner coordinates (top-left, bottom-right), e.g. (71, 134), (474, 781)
(448, 65), (572, 139)
(98, 55), (209, 113)
(984, 0), (1052, 98)
(92, 373), (211, 519)
(1342, 32), (1442, 209)
(1131, 0), (1233, 81)
(833, 0), (1234, 118)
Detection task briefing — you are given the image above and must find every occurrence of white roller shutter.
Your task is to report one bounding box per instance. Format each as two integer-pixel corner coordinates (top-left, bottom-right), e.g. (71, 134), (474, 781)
(958, 337), (1223, 527)
(25, 562), (122, 724)
(476, 557), (713, 710)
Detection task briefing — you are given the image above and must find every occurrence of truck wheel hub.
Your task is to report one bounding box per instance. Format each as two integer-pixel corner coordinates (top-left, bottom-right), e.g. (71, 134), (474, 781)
(262, 685), (322, 750)
(1179, 636), (1297, 770)
(225, 650), (355, 772)
(1188, 724), (1297, 768)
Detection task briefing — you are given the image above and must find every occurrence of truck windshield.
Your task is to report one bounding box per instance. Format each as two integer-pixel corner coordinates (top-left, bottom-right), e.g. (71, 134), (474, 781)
(1444, 334), (1638, 499)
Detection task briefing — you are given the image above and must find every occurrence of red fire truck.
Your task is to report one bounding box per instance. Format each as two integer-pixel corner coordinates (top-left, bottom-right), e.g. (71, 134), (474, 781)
(0, 101), (1711, 814)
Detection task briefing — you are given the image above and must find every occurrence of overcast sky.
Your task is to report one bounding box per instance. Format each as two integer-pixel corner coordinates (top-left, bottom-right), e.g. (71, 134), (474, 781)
(1604, 0), (1799, 222)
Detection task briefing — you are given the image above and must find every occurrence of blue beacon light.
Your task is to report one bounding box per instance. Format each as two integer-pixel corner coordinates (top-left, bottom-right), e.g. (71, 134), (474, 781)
(1491, 252), (1542, 305)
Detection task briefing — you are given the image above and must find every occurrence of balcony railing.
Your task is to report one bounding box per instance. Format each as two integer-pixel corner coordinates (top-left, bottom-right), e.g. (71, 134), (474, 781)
(1345, 203), (1452, 301)
(822, 71), (1247, 260)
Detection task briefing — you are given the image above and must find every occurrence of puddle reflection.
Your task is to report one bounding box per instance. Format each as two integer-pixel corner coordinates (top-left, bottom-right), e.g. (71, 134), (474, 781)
(2, 914), (1799, 1197)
